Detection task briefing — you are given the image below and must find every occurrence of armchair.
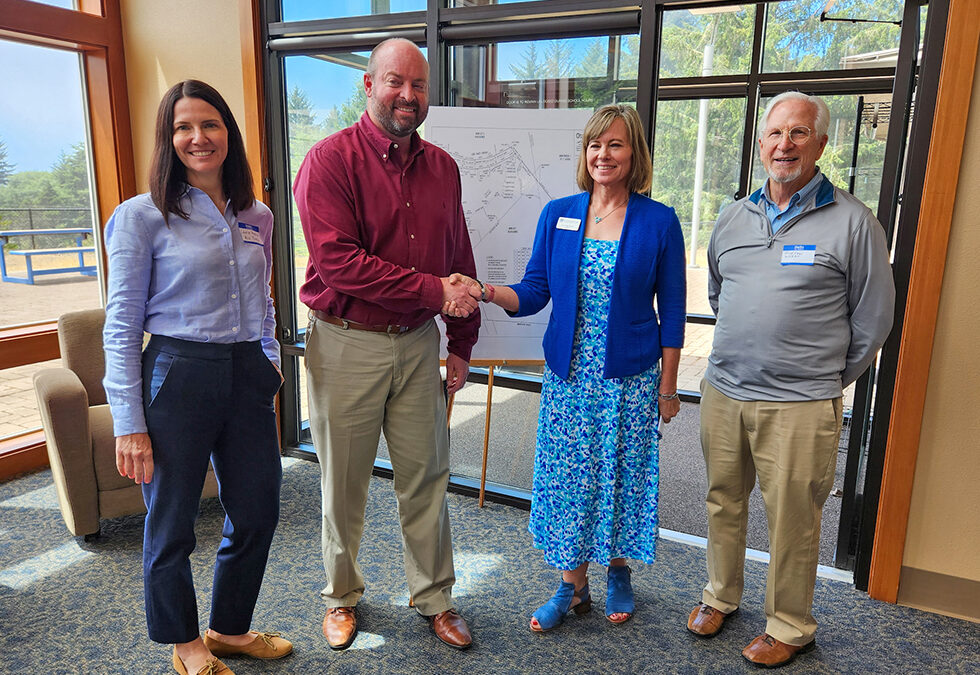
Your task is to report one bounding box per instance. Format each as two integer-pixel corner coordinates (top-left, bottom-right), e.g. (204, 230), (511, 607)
(33, 308), (218, 539)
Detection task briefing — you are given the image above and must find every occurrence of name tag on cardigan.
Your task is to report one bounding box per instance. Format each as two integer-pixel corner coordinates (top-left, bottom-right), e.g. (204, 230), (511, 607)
(556, 217), (581, 231)
(781, 244), (816, 265)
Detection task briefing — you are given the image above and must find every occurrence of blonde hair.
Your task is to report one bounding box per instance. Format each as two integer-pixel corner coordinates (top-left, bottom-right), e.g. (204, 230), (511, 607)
(576, 104), (652, 194)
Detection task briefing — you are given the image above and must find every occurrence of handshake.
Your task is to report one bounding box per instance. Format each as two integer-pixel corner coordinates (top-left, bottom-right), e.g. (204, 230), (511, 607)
(440, 273), (489, 318)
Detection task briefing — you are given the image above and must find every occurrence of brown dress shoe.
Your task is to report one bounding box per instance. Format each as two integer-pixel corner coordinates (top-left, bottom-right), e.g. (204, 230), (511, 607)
(687, 602), (734, 638)
(742, 633), (815, 668)
(430, 609), (472, 650)
(203, 631), (293, 660)
(323, 606), (358, 651)
(172, 647), (234, 675)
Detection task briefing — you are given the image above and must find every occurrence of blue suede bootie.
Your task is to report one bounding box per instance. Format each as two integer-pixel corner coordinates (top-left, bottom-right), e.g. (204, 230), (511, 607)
(606, 565), (634, 624)
(530, 579), (592, 632)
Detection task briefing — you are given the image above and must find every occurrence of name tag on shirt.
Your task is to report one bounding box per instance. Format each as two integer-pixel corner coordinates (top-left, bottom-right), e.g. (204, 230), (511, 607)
(238, 222), (263, 245)
(556, 217), (581, 231)
(781, 244), (816, 265)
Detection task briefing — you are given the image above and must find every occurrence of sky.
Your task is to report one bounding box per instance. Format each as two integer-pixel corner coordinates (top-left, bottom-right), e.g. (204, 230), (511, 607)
(0, 39), (87, 174)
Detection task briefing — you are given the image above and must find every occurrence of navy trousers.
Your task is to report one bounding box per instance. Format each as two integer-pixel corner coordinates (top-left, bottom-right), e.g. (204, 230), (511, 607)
(141, 335), (282, 644)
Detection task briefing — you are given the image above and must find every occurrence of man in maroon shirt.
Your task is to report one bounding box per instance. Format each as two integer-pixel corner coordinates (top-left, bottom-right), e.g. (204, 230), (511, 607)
(293, 38), (480, 652)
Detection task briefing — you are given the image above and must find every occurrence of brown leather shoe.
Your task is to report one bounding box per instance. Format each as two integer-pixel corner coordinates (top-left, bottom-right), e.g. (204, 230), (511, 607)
(430, 609), (472, 650)
(172, 647), (234, 675)
(203, 631), (293, 660)
(322, 606), (358, 651)
(687, 602), (736, 638)
(742, 633), (815, 668)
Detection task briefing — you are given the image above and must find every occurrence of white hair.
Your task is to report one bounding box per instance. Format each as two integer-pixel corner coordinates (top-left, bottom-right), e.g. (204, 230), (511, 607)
(758, 91), (830, 139)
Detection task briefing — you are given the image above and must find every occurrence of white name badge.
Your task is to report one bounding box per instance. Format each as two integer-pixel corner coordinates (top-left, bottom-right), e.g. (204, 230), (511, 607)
(781, 244), (816, 265)
(238, 222), (263, 245)
(556, 217), (581, 231)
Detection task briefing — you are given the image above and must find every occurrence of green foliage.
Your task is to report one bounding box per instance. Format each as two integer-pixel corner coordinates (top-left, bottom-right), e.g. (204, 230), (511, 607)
(576, 39), (608, 79)
(764, 0), (903, 73)
(336, 83), (366, 129)
(0, 138), (14, 186)
(287, 85), (327, 181)
(51, 143), (90, 208)
(510, 42), (541, 79)
(648, 2), (898, 257)
(284, 81), (366, 257)
(0, 142), (89, 212)
(542, 40), (575, 79)
(0, 142), (92, 233)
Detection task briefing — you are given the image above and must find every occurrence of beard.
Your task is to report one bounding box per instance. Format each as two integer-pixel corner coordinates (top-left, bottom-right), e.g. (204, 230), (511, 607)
(766, 163), (803, 184)
(370, 97), (426, 137)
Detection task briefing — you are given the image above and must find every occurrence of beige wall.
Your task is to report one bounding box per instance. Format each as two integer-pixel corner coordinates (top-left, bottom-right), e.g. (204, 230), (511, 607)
(119, 0), (248, 192)
(901, 39), (980, 589)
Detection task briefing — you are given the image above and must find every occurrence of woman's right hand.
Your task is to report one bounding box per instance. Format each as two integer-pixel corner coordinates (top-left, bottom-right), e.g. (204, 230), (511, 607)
(116, 433), (154, 484)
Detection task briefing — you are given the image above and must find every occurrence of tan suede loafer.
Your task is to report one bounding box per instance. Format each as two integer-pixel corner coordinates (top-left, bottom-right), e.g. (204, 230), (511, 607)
(203, 631), (293, 660)
(687, 602), (734, 638)
(742, 633), (815, 668)
(323, 606), (358, 650)
(431, 609), (472, 650)
(172, 647), (234, 675)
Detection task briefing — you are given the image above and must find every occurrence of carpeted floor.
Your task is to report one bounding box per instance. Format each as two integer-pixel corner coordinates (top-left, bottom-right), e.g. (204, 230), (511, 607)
(1, 459), (977, 674)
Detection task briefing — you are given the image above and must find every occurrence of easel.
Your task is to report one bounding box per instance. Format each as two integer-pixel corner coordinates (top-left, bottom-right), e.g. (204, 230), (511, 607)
(443, 358), (544, 506)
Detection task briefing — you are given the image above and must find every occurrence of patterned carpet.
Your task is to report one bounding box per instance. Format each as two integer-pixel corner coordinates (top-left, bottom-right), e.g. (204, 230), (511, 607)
(1, 458), (977, 674)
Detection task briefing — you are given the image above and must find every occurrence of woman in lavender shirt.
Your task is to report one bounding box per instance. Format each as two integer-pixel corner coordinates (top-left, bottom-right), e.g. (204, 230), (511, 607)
(103, 80), (290, 675)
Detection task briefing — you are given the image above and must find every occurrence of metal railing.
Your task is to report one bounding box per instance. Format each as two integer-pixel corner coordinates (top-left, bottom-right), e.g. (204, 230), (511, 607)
(0, 208), (93, 249)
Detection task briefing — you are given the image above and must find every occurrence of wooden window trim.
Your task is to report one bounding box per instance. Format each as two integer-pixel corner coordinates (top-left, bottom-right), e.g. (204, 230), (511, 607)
(868, 0), (980, 602)
(0, 0), (135, 470)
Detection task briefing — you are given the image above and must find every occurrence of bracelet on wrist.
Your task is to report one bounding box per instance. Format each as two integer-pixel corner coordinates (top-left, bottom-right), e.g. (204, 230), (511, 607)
(485, 282), (496, 303)
(476, 278), (489, 302)
(658, 391), (679, 401)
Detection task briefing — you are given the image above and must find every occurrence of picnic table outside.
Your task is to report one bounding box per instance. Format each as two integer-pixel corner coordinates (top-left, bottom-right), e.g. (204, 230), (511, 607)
(0, 228), (96, 284)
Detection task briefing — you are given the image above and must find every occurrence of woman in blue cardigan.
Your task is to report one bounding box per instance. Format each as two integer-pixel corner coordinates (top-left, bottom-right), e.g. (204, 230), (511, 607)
(449, 104), (685, 631)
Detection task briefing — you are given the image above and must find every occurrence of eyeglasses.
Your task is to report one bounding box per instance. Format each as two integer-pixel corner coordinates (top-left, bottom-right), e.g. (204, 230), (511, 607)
(763, 126), (813, 145)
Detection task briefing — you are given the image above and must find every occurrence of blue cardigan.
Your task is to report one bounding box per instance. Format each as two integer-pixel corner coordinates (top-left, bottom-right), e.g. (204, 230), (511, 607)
(509, 192), (686, 380)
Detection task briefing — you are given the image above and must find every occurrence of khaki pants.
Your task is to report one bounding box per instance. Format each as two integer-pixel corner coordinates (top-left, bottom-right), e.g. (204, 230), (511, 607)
(699, 380), (842, 645)
(305, 316), (455, 615)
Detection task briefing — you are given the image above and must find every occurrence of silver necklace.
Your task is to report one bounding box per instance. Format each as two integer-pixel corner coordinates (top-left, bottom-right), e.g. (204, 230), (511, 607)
(592, 199), (628, 224)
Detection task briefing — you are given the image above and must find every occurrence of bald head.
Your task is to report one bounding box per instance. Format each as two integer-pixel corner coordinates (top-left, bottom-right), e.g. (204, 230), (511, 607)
(367, 38), (426, 79)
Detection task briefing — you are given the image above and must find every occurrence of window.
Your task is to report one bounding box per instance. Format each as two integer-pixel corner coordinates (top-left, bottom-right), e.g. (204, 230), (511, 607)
(281, 51), (376, 443)
(281, 0), (425, 22)
(659, 5), (755, 79)
(0, 40), (102, 326)
(763, 0), (903, 73)
(261, 3), (918, 548)
(451, 35), (639, 109)
(0, 0), (134, 466)
(651, 97), (744, 312)
(0, 40), (101, 442)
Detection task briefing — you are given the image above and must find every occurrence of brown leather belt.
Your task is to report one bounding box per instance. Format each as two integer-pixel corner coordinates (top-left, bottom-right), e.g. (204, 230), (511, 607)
(312, 310), (412, 334)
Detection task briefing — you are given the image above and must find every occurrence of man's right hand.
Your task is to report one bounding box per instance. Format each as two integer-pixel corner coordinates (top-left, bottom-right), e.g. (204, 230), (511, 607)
(116, 432), (154, 484)
(440, 274), (481, 317)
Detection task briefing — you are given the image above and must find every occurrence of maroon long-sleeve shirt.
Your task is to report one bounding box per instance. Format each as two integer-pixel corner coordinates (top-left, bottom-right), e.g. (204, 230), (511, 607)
(293, 113), (480, 361)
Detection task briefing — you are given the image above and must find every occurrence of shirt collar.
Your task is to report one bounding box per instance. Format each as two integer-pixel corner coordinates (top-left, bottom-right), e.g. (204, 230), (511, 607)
(761, 167), (824, 210)
(356, 111), (424, 163)
(181, 183), (231, 214)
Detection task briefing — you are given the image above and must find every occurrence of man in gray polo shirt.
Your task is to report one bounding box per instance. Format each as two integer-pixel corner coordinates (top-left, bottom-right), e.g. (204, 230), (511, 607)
(687, 91), (895, 668)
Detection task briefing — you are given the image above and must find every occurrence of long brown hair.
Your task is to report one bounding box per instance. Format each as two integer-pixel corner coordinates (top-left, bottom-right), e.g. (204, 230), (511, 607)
(149, 80), (253, 223)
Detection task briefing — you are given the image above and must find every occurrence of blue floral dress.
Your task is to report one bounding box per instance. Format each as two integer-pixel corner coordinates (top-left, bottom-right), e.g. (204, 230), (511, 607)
(528, 237), (661, 570)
